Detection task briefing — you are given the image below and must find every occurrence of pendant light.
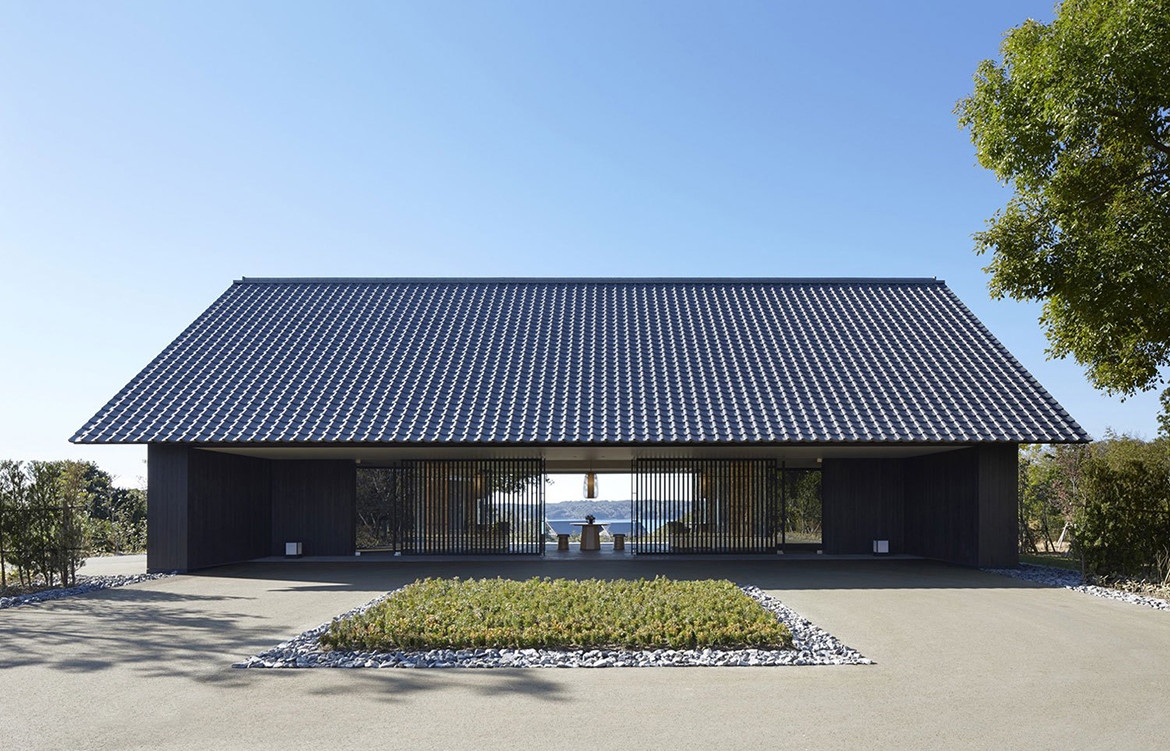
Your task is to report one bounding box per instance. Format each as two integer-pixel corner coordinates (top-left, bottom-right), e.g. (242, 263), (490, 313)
(583, 471), (599, 499)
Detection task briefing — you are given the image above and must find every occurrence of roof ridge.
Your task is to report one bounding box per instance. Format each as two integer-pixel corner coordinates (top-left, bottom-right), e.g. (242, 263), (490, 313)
(235, 276), (945, 285)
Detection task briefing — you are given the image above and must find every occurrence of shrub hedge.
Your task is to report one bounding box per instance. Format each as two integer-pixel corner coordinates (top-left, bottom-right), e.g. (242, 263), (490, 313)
(1074, 438), (1170, 579)
(320, 576), (793, 651)
(1020, 436), (1170, 581)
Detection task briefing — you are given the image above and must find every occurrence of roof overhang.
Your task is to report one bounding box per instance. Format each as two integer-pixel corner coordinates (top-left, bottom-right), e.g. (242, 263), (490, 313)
(197, 442), (982, 471)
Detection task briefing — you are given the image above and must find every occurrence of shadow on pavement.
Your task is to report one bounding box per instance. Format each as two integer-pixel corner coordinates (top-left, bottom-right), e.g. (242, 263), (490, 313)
(0, 588), (265, 682)
(0, 556), (1040, 705)
(204, 557), (1039, 591)
(0, 579), (568, 701)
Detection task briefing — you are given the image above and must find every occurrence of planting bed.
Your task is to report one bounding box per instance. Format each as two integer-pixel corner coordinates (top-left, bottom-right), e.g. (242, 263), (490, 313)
(238, 576), (871, 668)
(323, 577), (792, 651)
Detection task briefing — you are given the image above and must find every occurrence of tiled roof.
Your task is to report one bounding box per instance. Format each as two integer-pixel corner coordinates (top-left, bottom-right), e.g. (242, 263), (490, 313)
(71, 278), (1088, 445)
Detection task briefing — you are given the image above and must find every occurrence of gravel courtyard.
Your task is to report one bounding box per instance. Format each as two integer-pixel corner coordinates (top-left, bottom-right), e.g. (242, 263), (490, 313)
(2, 558), (1168, 750)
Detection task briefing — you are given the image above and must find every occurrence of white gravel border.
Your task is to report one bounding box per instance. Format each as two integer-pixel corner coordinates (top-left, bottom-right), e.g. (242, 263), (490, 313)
(984, 563), (1170, 612)
(236, 584), (872, 668)
(0, 573), (175, 610)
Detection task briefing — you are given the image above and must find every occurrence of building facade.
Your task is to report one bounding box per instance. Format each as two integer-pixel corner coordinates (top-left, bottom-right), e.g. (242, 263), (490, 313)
(72, 278), (1087, 571)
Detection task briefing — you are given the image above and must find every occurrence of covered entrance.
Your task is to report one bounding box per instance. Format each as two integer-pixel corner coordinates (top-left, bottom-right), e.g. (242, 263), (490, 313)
(353, 457), (823, 557)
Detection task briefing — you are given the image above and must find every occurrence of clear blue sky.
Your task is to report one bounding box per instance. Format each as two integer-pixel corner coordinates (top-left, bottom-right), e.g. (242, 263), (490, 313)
(0, 1), (1160, 487)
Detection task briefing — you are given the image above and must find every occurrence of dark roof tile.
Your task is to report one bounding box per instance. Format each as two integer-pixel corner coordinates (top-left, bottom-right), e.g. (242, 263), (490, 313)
(71, 277), (1088, 445)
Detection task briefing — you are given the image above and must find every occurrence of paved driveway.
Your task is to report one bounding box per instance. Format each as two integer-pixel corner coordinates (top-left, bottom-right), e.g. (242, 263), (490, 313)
(2, 559), (1168, 750)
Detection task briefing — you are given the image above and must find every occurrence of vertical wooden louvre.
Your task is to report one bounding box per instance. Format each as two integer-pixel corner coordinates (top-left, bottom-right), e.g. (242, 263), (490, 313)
(631, 458), (778, 554)
(357, 458), (545, 555)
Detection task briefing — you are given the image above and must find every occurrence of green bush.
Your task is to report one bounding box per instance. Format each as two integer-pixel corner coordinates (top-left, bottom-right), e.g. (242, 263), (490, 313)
(321, 576), (793, 652)
(81, 465), (146, 555)
(0, 460), (90, 589)
(1015, 437), (1170, 580)
(1073, 438), (1170, 578)
(0, 459), (146, 587)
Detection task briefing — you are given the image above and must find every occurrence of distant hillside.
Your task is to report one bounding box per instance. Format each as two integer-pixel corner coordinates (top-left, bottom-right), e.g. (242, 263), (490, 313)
(546, 500), (632, 519)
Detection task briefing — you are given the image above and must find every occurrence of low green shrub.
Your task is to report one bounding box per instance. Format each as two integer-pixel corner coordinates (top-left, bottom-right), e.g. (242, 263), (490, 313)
(1073, 438), (1170, 579)
(320, 576), (793, 651)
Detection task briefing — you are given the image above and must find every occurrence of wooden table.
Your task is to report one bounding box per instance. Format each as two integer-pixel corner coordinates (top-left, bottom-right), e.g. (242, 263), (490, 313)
(572, 522), (602, 551)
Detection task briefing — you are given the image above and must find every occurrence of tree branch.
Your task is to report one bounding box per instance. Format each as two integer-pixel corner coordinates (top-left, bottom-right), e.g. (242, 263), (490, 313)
(1147, 132), (1170, 157)
(1076, 167), (1170, 209)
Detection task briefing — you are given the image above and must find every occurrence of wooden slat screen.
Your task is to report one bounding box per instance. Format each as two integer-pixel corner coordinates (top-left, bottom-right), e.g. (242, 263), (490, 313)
(631, 458), (778, 554)
(357, 458), (545, 555)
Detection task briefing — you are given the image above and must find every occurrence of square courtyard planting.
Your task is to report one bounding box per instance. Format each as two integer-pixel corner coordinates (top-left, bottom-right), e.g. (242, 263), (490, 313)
(320, 577), (793, 652)
(240, 576), (870, 668)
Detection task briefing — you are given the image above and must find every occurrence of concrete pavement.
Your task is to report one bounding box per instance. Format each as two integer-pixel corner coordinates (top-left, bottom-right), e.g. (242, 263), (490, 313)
(2, 558), (1168, 750)
(79, 553), (148, 577)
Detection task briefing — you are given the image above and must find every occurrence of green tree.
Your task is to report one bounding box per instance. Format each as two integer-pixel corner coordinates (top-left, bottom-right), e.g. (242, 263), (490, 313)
(1160, 389), (1170, 440)
(1018, 445), (1080, 553)
(0, 460), (27, 588)
(0, 461), (92, 589)
(956, 0), (1170, 428)
(54, 461), (91, 586)
(25, 461), (62, 586)
(1073, 435), (1170, 576)
(30, 460), (146, 555)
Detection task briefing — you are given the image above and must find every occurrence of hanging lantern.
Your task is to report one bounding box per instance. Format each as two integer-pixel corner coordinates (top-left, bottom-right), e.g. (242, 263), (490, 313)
(583, 472), (599, 499)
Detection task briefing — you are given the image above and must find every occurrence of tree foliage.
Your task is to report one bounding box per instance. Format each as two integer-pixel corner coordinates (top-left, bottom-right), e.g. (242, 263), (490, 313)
(1018, 444), (1070, 552)
(956, 0), (1170, 428)
(782, 469), (822, 540)
(0, 459), (146, 591)
(0, 460), (90, 588)
(1073, 435), (1170, 577)
(1018, 435), (1170, 578)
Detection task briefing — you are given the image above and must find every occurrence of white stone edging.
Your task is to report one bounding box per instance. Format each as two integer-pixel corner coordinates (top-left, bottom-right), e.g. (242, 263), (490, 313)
(984, 564), (1170, 612)
(0, 573), (176, 610)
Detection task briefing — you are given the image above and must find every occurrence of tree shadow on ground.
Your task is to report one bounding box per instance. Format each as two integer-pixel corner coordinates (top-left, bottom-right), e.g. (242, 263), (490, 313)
(296, 667), (569, 704)
(0, 557), (1038, 705)
(0, 581), (567, 701)
(0, 587), (266, 681)
(206, 558), (1041, 591)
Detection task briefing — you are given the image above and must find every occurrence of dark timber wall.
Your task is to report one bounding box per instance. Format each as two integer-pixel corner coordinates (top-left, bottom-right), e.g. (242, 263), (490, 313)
(186, 449), (272, 570)
(146, 446), (356, 572)
(822, 458), (904, 555)
(147, 446), (271, 572)
(270, 460), (356, 557)
(821, 445), (1018, 567)
(146, 444), (190, 572)
(904, 449), (979, 565)
(976, 443), (1019, 568)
